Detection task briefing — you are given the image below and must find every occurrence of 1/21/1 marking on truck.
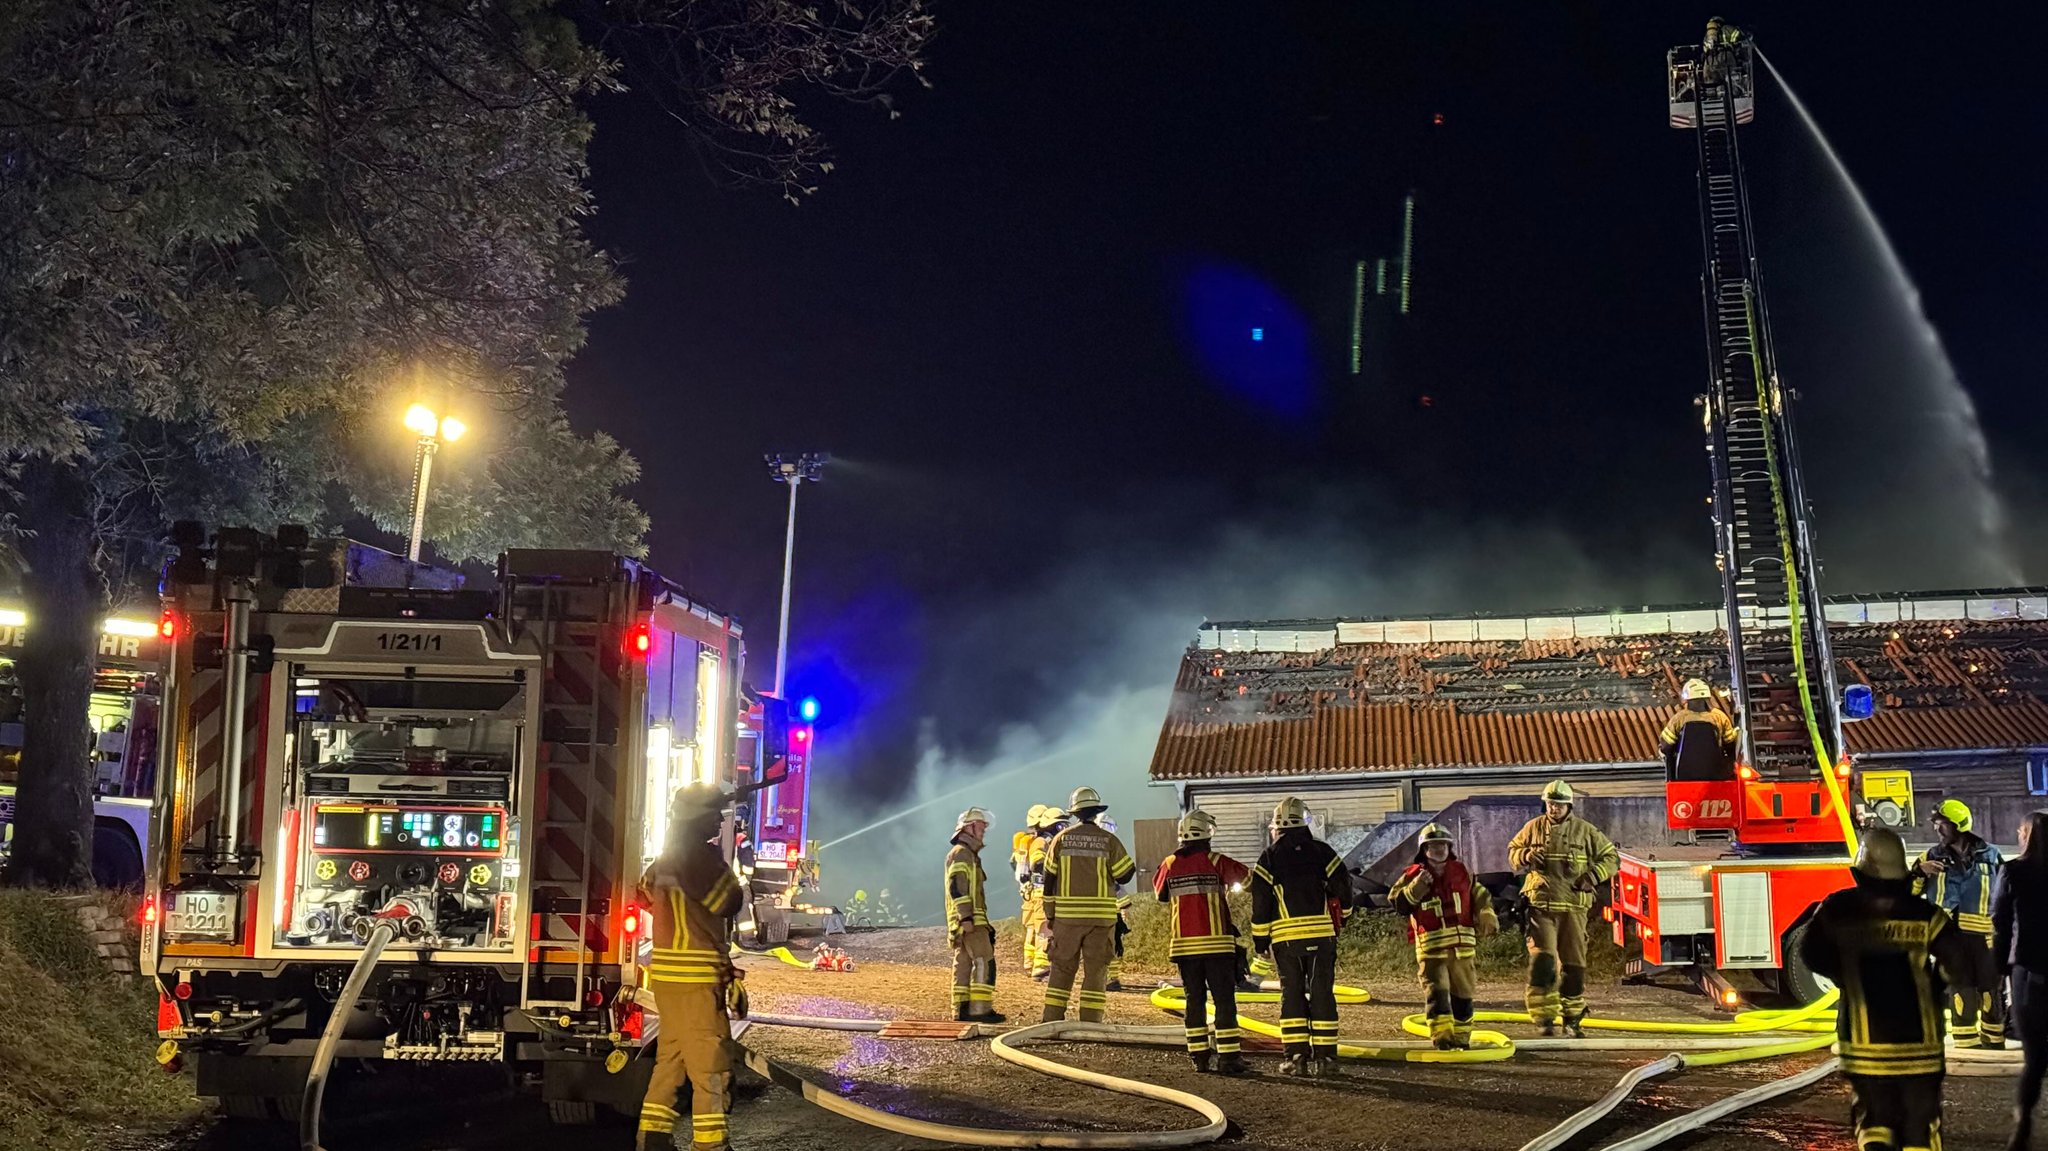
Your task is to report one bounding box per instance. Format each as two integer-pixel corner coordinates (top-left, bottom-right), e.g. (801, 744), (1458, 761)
(375, 632), (443, 652)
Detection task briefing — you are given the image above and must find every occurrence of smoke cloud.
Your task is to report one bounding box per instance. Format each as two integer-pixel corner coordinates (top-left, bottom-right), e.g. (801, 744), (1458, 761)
(807, 482), (1700, 921)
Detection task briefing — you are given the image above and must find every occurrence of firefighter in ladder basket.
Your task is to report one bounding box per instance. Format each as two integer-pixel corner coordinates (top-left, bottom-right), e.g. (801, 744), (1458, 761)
(1660, 678), (1737, 777)
(638, 785), (744, 1151)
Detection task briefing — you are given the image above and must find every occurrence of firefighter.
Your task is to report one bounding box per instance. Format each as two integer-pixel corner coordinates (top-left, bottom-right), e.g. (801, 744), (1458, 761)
(1040, 786), (1135, 1023)
(1251, 796), (1351, 1076)
(1659, 678), (1736, 774)
(946, 806), (1005, 1022)
(1915, 798), (2006, 1048)
(1013, 804), (1049, 979)
(1508, 779), (1617, 1036)
(1101, 814), (1130, 992)
(1390, 822), (1497, 1049)
(638, 785), (743, 1151)
(1802, 827), (1981, 1151)
(1026, 805), (1067, 981)
(1154, 809), (1250, 1074)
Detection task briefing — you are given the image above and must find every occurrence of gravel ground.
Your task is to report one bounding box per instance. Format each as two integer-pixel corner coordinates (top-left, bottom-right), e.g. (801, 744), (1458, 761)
(159, 927), (2031, 1150)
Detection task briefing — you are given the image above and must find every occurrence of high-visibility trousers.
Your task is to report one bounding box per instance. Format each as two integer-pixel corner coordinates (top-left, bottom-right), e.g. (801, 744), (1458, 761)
(1846, 1071), (1944, 1151)
(1525, 905), (1587, 1024)
(1021, 890), (1048, 974)
(1042, 921), (1114, 1023)
(951, 924), (997, 1016)
(1418, 953), (1477, 1043)
(640, 981), (732, 1149)
(1273, 938), (1339, 1059)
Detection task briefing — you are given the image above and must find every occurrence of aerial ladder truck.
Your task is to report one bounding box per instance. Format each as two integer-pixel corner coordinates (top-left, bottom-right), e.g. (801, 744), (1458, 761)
(1611, 20), (1894, 1004)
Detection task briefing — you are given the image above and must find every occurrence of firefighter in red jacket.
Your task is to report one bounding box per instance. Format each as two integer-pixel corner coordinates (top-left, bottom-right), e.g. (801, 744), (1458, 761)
(1153, 809), (1251, 1074)
(1390, 822), (1498, 1049)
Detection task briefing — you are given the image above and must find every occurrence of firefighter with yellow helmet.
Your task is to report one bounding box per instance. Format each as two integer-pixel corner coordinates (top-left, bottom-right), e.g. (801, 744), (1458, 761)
(1040, 786), (1135, 1023)
(1012, 805), (1051, 979)
(1802, 827), (1980, 1151)
(1025, 804), (1066, 980)
(1507, 779), (1617, 1036)
(1659, 678), (1737, 774)
(946, 806), (1005, 1022)
(637, 784), (743, 1151)
(1914, 797), (2006, 1047)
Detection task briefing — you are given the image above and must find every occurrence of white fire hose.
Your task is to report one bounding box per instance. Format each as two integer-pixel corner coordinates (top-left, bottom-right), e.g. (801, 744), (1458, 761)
(300, 920), (397, 1151)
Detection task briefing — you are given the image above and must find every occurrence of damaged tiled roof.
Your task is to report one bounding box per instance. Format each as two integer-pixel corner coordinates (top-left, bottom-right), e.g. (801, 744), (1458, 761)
(1150, 615), (2048, 780)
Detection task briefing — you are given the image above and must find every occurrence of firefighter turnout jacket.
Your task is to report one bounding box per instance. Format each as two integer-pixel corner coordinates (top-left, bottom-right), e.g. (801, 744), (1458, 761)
(1799, 871), (1981, 1077)
(1250, 828), (1350, 947)
(1658, 705), (1736, 763)
(1154, 846), (1250, 958)
(1915, 833), (2003, 937)
(642, 843), (744, 985)
(1043, 820), (1136, 924)
(1507, 811), (1618, 913)
(1390, 854), (1495, 959)
(945, 838), (990, 941)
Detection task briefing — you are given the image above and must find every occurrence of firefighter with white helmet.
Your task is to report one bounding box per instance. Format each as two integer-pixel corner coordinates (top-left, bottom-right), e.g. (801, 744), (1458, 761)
(1153, 808), (1251, 1073)
(946, 806), (1004, 1022)
(1391, 822), (1497, 1048)
(1040, 786), (1135, 1023)
(637, 784), (743, 1151)
(1660, 678), (1737, 774)
(1250, 796), (1351, 1074)
(1507, 779), (1617, 1036)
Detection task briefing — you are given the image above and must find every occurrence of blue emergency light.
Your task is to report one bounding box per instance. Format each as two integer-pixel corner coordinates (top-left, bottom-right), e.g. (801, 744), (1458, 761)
(798, 696), (820, 722)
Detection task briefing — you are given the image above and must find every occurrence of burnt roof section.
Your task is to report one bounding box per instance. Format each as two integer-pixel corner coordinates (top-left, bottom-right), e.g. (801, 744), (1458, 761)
(1151, 591), (2048, 781)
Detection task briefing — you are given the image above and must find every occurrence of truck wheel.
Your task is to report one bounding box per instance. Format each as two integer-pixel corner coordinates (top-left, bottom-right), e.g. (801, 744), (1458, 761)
(548, 1100), (598, 1126)
(91, 821), (143, 890)
(1780, 920), (1835, 1005)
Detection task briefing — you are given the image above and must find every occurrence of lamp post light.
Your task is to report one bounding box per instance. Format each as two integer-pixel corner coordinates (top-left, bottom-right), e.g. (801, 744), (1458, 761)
(764, 452), (826, 699)
(403, 403), (466, 563)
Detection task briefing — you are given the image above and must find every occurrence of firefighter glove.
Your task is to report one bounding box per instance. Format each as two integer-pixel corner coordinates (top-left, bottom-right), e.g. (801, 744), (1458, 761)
(725, 970), (750, 1020)
(1477, 907), (1499, 938)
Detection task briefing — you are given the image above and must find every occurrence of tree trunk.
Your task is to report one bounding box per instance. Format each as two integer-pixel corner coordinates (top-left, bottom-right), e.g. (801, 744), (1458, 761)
(6, 458), (103, 888)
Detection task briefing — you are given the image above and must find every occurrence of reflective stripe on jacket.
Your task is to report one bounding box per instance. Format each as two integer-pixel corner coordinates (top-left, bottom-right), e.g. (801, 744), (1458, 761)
(1043, 821), (1135, 923)
(1915, 834), (2002, 937)
(1154, 848), (1249, 957)
(945, 840), (989, 932)
(1800, 874), (1979, 1076)
(1391, 857), (1491, 959)
(1250, 828), (1349, 945)
(643, 844), (742, 985)
(1507, 813), (1618, 913)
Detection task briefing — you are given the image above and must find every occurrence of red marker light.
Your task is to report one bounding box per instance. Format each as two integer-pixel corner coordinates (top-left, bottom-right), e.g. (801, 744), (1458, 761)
(793, 727), (810, 744)
(173, 981), (193, 1000)
(157, 612), (179, 640)
(621, 904), (641, 936)
(625, 623), (653, 659)
(1834, 758), (1853, 779)
(140, 896), (159, 925)
(1737, 763), (1759, 782)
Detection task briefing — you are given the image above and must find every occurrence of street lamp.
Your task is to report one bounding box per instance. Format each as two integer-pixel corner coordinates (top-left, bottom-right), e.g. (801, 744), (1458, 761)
(403, 403), (466, 563)
(765, 452), (827, 699)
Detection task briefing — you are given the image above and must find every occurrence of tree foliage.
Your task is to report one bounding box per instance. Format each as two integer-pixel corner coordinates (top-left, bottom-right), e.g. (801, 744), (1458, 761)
(0, 0), (933, 885)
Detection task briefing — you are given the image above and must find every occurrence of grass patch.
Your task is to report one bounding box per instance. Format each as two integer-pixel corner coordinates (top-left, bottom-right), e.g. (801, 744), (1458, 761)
(0, 890), (198, 1151)
(998, 894), (1631, 986)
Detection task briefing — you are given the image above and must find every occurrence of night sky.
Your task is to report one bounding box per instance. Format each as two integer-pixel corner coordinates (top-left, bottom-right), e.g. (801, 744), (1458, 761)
(560, 6), (2048, 855)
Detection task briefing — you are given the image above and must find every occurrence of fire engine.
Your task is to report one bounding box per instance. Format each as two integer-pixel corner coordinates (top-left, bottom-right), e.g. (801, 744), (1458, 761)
(740, 693), (836, 943)
(0, 601), (168, 887)
(142, 528), (753, 1122)
(1609, 21), (1886, 1005)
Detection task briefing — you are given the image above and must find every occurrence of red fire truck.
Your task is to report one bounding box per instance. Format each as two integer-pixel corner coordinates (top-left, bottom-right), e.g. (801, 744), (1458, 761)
(143, 530), (753, 1121)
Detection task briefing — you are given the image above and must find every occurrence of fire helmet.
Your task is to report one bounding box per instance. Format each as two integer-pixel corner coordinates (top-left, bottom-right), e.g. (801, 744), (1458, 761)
(1067, 786), (1107, 816)
(1854, 827), (1910, 881)
(1541, 779), (1575, 805)
(669, 784), (725, 823)
(1026, 803), (1049, 829)
(1270, 796), (1310, 830)
(1419, 822), (1454, 845)
(1177, 810), (1217, 843)
(1936, 798), (1973, 833)
(955, 806), (994, 835)
(1682, 678), (1713, 701)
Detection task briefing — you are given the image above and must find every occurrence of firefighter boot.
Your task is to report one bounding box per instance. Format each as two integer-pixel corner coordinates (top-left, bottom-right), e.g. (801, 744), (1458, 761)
(1277, 1055), (1306, 1077)
(1190, 1051), (1212, 1073)
(2007, 1106), (2032, 1151)
(1216, 1052), (1249, 1076)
